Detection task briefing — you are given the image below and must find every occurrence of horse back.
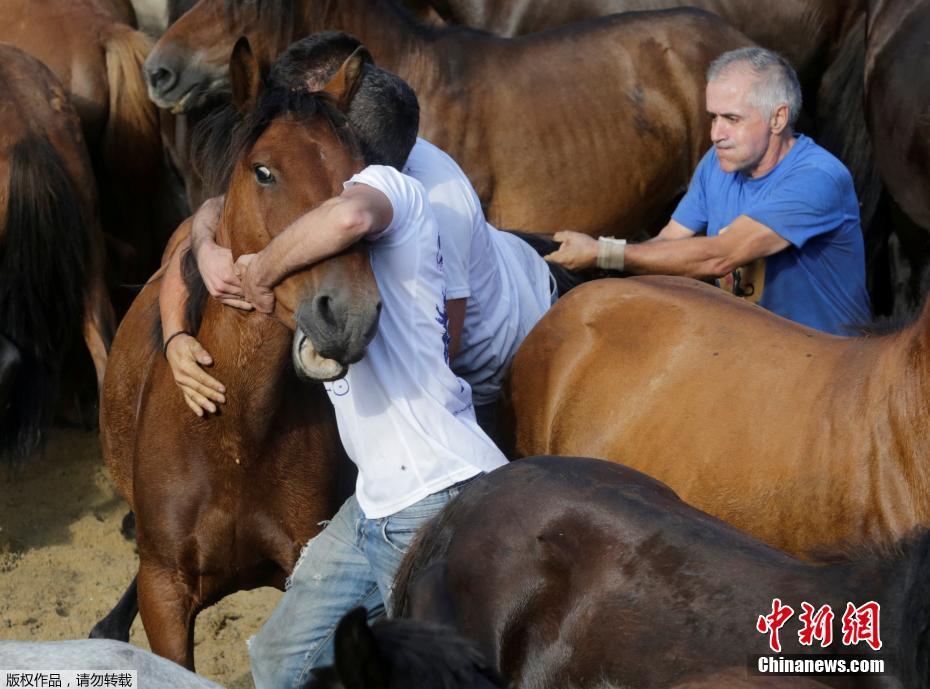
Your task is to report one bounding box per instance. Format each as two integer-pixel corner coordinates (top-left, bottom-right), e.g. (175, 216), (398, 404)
(423, 9), (752, 236)
(506, 277), (906, 555)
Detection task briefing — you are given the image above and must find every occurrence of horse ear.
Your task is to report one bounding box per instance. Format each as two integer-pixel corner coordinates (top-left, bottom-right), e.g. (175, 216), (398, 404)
(321, 46), (372, 112)
(229, 36), (262, 110)
(334, 607), (388, 689)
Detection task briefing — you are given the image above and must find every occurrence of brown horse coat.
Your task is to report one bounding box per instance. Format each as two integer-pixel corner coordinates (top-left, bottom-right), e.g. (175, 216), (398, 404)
(413, 0), (858, 75)
(504, 277), (930, 557)
(0, 0), (187, 286)
(147, 0), (752, 237)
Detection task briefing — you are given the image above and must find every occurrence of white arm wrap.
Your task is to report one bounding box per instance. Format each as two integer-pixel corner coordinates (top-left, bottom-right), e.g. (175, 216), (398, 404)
(597, 237), (627, 271)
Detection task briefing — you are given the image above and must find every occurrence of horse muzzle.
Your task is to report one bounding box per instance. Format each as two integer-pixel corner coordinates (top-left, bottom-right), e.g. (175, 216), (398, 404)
(292, 290), (381, 382)
(143, 47), (225, 112)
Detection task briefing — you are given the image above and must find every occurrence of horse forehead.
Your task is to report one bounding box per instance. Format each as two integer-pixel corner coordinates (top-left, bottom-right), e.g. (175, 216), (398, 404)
(252, 117), (356, 175)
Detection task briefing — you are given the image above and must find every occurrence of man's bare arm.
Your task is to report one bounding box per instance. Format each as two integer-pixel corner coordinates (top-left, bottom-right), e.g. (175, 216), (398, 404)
(544, 220), (696, 271)
(623, 215), (789, 278)
(159, 235), (227, 417)
(237, 184), (394, 312)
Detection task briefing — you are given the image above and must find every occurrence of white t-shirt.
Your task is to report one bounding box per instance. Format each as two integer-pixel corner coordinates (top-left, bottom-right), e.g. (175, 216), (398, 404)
(331, 165), (506, 519)
(403, 138), (553, 406)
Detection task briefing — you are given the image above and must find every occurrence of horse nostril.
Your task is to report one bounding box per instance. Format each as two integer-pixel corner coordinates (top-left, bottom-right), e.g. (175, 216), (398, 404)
(146, 65), (177, 93)
(313, 294), (337, 328)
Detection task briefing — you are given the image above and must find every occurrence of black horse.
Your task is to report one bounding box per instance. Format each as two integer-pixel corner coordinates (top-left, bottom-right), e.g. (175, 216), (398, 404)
(393, 456), (926, 689)
(305, 607), (502, 689)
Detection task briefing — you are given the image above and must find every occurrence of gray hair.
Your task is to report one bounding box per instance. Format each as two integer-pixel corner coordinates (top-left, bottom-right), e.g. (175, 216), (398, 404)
(707, 47), (802, 128)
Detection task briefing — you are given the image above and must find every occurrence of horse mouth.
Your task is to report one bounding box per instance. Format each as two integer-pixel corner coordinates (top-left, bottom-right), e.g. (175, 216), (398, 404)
(292, 329), (347, 382)
(149, 76), (227, 114)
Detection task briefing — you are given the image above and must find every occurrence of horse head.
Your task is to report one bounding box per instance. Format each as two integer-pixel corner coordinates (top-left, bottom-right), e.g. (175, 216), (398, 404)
(144, 0), (297, 112)
(214, 38), (380, 381)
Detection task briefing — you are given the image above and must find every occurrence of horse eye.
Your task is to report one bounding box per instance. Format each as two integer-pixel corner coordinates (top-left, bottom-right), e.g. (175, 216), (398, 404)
(253, 165), (275, 186)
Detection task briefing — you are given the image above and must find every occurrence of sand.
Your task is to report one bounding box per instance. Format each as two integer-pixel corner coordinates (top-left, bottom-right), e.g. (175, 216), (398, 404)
(0, 428), (279, 689)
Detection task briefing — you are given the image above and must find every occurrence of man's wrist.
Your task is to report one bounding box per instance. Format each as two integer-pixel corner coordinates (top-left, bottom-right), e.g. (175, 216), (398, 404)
(597, 237), (627, 271)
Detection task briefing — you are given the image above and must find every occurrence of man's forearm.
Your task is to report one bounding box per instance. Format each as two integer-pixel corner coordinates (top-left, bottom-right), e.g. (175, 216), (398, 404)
(190, 196), (224, 256)
(251, 197), (374, 289)
(160, 238), (192, 339)
(622, 236), (735, 279)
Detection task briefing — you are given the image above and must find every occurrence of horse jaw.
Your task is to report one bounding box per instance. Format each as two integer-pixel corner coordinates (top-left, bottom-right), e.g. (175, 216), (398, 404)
(293, 329), (347, 382)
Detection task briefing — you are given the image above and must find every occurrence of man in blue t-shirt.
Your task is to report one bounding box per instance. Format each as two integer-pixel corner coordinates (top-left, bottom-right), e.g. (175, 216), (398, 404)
(545, 47), (870, 335)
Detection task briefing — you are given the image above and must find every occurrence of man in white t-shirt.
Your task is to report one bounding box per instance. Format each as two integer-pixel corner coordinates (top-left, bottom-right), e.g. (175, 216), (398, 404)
(161, 60), (506, 687)
(240, 159), (506, 689)
(162, 33), (554, 437)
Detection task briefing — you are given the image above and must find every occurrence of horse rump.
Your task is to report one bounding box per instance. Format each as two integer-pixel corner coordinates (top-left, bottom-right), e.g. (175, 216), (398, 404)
(0, 135), (91, 464)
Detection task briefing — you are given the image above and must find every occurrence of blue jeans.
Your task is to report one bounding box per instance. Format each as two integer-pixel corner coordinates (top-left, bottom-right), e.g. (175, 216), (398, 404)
(248, 477), (477, 689)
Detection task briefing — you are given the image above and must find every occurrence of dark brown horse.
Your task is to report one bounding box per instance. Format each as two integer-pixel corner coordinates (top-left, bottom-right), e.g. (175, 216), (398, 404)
(863, 0), (930, 313)
(0, 45), (114, 462)
(145, 0), (752, 237)
(0, 0), (188, 289)
(99, 43), (380, 668)
(502, 276), (930, 558)
(394, 456), (921, 689)
(865, 0), (930, 236)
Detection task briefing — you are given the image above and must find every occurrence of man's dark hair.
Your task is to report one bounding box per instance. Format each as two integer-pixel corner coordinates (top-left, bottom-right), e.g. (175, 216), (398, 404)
(270, 32), (419, 170)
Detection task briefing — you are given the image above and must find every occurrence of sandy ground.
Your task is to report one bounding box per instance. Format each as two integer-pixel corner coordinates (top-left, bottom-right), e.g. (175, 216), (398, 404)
(0, 428), (279, 689)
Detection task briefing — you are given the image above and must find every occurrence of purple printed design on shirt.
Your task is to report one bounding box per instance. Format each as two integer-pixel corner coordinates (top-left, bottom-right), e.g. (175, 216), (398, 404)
(436, 290), (451, 365)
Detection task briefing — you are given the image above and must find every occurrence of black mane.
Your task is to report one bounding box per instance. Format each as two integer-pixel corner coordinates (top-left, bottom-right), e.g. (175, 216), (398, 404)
(192, 85), (357, 197)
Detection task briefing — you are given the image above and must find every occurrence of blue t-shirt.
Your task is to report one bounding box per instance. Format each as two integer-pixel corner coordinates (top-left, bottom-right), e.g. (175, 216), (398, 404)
(672, 135), (870, 335)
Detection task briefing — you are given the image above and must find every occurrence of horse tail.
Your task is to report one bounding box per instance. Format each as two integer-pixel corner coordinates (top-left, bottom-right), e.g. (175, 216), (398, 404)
(103, 26), (183, 276)
(0, 135), (91, 464)
(506, 230), (610, 297)
(816, 13), (883, 231)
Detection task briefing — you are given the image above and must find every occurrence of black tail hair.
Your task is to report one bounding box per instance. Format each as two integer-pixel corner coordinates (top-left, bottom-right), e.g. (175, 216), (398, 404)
(0, 135), (91, 464)
(506, 230), (609, 297)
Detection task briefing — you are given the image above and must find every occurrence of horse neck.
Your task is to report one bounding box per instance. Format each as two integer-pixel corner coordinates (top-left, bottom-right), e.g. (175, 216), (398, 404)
(302, 0), (437, 79)
(863, 308), (930, 515)
(197, 296), (295, 434)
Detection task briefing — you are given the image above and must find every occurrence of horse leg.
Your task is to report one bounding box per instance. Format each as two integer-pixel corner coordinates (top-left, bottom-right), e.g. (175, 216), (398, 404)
(82, 238), (116, 388)
(89, 575), (138, 641)
(137, 563), (197, 669)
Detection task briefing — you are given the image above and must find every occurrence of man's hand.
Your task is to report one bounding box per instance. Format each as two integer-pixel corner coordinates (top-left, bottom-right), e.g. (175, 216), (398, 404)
(195, 242), (254, 310)
(235, 253), (276, 314)
(165, 334), (227, 417)
(191, 196), (253, 310)
(545, 231), (599, 271)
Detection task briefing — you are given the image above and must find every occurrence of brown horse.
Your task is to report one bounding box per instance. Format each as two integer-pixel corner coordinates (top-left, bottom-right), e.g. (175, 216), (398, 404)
(99, 42), (380, 668)
(502, 276), (930, 558)
(393, 456), (920, 688)
(0, 45), (114, 462)
(407, 0), (858, 74)
(145, 0), (753, 237)
(0, 0), (188, 290)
